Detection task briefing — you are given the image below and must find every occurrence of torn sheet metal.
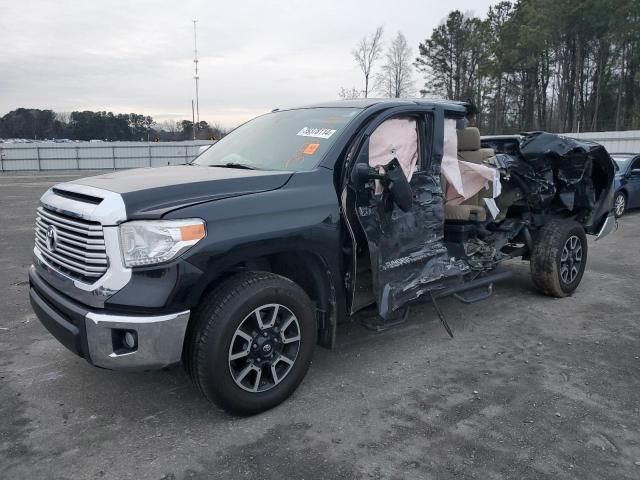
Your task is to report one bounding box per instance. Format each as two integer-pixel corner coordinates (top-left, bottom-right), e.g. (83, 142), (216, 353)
(496, 133), (615, 230)
(355, 150), (467, 318)
(462, 238), (500, 271)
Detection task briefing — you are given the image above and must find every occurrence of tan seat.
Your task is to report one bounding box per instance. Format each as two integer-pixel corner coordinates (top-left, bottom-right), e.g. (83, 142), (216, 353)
(442, 127), (494, 222)
(457, 128), (495, 164)
(444, 203), (487, 221)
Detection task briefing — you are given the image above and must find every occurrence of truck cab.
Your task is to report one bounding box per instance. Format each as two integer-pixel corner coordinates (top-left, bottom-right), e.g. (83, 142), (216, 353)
(29, 99), (616, 415)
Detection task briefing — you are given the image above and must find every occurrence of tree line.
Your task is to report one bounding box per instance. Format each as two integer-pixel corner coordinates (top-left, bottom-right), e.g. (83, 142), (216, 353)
(0, 108), (226, 141)
(346, 0), (639, 134)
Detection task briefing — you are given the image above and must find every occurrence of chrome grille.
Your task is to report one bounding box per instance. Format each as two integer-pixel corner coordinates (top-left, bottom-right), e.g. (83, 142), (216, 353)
(34, 206), (108, 281)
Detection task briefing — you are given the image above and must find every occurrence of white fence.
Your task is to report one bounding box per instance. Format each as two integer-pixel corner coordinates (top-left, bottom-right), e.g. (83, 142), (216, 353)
(0, 140), (215, 172)
(566, 130), (640, 154)
(1, 131), (638, 172)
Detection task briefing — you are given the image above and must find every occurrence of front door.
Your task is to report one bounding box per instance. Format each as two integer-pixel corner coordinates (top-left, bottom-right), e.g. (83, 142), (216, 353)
(343, 107), (466, 319)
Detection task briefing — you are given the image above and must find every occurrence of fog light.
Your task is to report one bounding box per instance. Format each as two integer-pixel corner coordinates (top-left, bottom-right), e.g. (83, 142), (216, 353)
(124, 331), (136, 349)
(111, 329), (138, 355)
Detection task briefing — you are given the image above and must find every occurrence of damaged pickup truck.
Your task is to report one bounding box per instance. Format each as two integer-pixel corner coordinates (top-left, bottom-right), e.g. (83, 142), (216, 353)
(29, 99), (616, 415)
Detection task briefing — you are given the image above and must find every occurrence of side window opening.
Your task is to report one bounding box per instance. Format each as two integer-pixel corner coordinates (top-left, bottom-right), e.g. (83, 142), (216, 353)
(421, 113), (433, 170)
(368, 116), (420, 181)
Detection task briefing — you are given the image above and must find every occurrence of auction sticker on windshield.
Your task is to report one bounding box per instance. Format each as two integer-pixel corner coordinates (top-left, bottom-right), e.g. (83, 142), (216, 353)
(303, 143), (320, 155)
(297, 127), (336, 139)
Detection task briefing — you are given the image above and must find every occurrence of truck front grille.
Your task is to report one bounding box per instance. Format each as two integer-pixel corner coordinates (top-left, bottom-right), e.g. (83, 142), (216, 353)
(34, 206), (108, 282)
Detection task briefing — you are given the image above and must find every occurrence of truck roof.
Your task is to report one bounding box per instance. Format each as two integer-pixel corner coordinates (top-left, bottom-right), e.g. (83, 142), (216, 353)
(278, 98), (469, 115)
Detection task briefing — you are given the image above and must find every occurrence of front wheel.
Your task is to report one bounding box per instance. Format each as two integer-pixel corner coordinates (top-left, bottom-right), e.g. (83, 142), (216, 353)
(614, 191), (626, 218)
(530, 219), (588, 297)
(184, 272), (316, 415)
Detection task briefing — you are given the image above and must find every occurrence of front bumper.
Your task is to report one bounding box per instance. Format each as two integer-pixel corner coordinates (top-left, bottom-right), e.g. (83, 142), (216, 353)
(29, 267), (190, 370)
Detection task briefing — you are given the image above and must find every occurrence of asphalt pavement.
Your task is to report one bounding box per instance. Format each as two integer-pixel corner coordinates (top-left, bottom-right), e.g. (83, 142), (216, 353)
(1, 172), (639, 479)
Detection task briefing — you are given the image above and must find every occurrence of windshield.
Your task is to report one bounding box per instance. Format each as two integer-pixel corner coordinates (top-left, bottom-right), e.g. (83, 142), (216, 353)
(611, 155), (633, 170)
(194, 107), (360, 171)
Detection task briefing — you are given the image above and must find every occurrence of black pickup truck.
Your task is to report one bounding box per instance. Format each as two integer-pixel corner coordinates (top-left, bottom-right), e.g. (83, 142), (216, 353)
(29, 99), (616, 415)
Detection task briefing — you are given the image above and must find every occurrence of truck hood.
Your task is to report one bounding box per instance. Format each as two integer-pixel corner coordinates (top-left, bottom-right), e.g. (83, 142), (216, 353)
(71, 165), (293, 219)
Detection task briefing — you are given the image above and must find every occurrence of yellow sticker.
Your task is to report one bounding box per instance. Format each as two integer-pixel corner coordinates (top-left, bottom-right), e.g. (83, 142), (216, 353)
(303, 143), (320, 155)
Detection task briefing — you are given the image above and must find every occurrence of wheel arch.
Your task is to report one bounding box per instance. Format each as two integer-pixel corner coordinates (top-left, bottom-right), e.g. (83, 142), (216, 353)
(192, 247), (341, 348)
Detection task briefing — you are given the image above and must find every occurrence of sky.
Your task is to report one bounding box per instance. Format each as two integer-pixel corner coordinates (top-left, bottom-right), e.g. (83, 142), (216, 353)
(0, 0), (495, 128)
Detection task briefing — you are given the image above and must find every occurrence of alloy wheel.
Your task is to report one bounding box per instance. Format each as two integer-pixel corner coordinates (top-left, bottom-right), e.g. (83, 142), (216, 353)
(560, 235), (583, 284)
(615, 193), (625, 217)
(228, 304), (301, 393)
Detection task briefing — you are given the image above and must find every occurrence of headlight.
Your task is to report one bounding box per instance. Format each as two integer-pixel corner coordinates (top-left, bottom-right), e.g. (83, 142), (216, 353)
(119, 219), (206, 267)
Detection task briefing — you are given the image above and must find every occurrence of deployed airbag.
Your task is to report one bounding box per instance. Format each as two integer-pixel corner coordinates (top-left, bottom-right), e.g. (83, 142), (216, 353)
(442, 120), (500, 205)
(369, 117), (418, 181)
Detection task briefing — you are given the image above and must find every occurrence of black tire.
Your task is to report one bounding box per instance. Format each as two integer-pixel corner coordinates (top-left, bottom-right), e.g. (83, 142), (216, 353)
(530, 219), (588, 298)
(614, 191), (626, 218)
(184, 271), (316, 415)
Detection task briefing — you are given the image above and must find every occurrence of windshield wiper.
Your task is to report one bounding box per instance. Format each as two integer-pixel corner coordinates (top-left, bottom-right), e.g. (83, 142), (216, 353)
(208, 162), (258, 170)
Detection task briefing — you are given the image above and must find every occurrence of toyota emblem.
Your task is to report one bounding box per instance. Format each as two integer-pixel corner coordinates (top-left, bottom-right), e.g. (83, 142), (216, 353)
(46, 225), (58, 252)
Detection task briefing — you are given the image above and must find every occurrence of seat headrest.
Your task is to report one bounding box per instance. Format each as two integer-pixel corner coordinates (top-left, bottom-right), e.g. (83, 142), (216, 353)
(457, 127), (481, 151)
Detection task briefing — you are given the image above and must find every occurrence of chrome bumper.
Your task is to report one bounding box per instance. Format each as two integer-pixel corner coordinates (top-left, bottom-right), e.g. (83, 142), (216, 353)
(32, 183), (191, 371)
(85, 310), (190, 370)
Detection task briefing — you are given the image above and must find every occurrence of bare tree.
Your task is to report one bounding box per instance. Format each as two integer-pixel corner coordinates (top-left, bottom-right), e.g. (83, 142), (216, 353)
(377, 32), (414, 98)
(55, 111), (70, 124)
(160, 120), (178, 134)
(352, 26), (384, 98)
(338, 86), (362, 100)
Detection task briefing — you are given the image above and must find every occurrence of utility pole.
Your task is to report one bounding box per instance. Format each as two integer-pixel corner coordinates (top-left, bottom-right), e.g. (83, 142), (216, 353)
(192, 20), (200, 133)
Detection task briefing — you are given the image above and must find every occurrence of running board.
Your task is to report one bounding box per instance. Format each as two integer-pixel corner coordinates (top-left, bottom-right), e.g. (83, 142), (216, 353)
(454, 284), (494, 304)
(432, 270), (512, 301)
(428, 270), (512, 338)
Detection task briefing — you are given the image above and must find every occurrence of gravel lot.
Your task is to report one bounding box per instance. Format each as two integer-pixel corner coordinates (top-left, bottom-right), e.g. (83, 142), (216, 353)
(1, 172), (639, 480)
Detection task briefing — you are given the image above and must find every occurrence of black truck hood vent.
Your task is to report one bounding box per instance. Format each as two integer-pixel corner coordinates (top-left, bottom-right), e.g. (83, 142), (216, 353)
(52, 187), (103, 205)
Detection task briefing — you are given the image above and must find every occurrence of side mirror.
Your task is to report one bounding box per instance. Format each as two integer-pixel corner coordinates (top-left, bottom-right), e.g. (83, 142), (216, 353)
(350, 158), (413, 212)
(631, 168), (640, 176)
(351, 162), (378, 187)
(383, 158), (413, 212)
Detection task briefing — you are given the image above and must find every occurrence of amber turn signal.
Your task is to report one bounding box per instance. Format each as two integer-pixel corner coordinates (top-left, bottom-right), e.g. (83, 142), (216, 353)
(180, 224), (206, 241)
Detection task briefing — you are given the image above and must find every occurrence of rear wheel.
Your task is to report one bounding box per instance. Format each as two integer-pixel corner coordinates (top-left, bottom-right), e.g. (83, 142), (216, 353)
(614, 191), (626, 218)
(530, 219), (588, 297)
(185, 271), (316, 415)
